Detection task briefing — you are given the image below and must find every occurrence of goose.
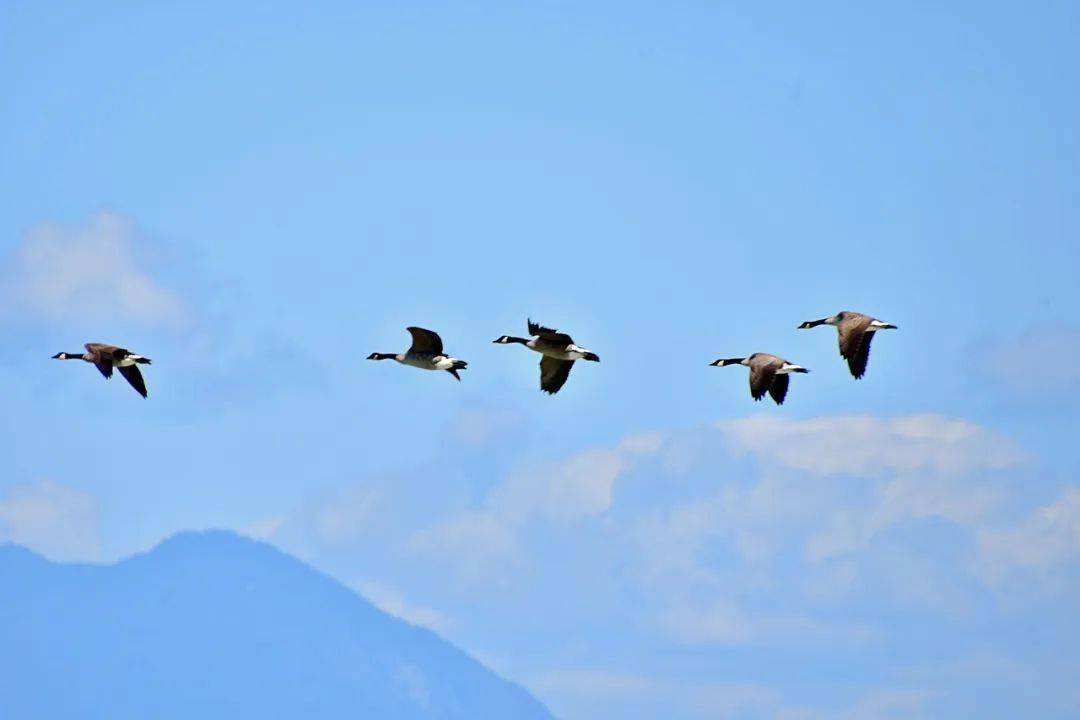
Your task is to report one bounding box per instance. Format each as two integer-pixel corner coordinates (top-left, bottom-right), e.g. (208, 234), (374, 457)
(368, 326), (468, 380)
(52, 343), (152, 398)
(798, 311), (897, 379)
(710, 353), (808, 405)
(493, 319), (599, 394)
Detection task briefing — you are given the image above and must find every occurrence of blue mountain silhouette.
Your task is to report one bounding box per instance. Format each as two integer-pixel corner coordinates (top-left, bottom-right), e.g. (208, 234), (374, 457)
(0, 530), (554, 719)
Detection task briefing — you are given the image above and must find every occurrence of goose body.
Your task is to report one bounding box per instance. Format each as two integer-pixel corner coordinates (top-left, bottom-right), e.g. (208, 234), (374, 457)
(52, 343), (152, 398)
(494, 319), (599, 394)
(368, 327), (468, 380)
(710, 353), (807, 405)
(798, 311), (897, 379)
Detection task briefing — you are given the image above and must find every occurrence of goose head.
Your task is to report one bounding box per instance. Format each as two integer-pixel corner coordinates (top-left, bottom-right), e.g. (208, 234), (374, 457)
(799, 313), (842, 329)
(710, 357), (747, 367)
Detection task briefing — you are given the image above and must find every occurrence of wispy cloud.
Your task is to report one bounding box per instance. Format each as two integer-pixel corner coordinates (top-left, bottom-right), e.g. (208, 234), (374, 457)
(409, 511), (522, 589)
(254, 412), (1076, 718)
(351, 577), (449, 632)
(0, 480), (101, 562)
(2, 211), (183, 327)
(719, 414), (1023, 478)
(408, 433), (662, 583)
(978, 486), (1080, 580)
(490, 433), (663, 522)
(715, 414), (1021, 562)
(532, 668), (811, 720)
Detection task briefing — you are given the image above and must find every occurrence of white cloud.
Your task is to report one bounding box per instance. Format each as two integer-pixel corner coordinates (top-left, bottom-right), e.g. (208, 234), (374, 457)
(659, 601), (873, 648)
(660, 601), (755, 645)
(408, 433), (662, 584)
(839, 689), (930, 720)
(239, 515), (285, 541)
(492, 433), (661, 523)
(719, 414), (1022, 478)
(805, 472), (1001, 562)
(408, 511), (521, 587)
(0, 480), (101, 561)
(978, 486), (1080, 579)
(245, 410), (1080, 717)
(712, 415), (1022, 562)
(352, 578), (448, 632)
(3, 211), (183, 326)
(532, 669), (806, 720)
(614, 414), (1037, 647)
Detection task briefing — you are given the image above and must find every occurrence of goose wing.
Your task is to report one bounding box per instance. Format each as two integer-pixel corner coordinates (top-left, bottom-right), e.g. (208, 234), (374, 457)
(406, 327), (444, 355)
(118, 364), (148, 398)
(748, 356), (778, 401)
(768, 373), (789, 405)
(84, 343), (116, 378)
(528, 319), (573, 346)
(847, 331), (875, 379)
(539, 356), (574, 394)
(837, 315), (871, 360)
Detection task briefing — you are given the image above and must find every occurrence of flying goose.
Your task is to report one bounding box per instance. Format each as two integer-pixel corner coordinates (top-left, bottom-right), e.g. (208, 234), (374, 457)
(493, 319), (599, 394)
(52, 343), (152, 398)
(798, 311), (897, 379)
(368, 327), (468, 380)
(710, 353), (808, 405)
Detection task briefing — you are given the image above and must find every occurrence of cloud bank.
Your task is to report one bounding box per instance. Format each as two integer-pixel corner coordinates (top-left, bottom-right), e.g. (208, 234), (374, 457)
(0, 480), (101, 562)
(255, 413), (1077, 719)
(3, 212), (183, 327)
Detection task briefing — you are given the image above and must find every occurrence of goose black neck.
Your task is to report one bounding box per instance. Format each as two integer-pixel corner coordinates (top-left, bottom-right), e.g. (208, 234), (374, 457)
(503, 336), (529, 345)
(370, 353), (397, 360)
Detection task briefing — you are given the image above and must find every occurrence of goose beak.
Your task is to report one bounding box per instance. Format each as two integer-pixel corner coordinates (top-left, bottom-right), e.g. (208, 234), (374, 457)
(584, 352), (600, 362)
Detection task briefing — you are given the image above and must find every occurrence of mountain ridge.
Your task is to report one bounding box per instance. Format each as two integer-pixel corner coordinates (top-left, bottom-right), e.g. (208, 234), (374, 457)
(0, 529), (554, 720)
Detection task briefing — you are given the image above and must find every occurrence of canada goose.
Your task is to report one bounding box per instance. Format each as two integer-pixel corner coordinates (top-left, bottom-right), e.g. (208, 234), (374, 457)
(798, 311), (897, 379)
(493, 319), (599, 394)
(52, 343), (152, 398)
(710, 353), (808, 405)
(367, 327), (468, 380)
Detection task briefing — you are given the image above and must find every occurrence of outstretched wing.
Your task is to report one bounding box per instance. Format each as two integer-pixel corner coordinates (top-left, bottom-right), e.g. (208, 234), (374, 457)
(539, 356), (574, 394)
(406, 327), (443, 355)
(117, 364), (148, 398)
(847, 331), (875, 379)
(837, 315), (871, 359)
(768, 373), (789, 405)
(528, 319), (573, 345)
(84, 343), (114, 378)
(749, 363), (776, 401)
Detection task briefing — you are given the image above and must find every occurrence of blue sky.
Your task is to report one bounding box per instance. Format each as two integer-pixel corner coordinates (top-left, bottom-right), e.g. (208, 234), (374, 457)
(2, 2), (1079, 717)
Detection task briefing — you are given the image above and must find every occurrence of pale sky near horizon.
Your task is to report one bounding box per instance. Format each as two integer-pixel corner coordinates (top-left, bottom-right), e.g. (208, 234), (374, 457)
(3, 3), (1079, 718)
